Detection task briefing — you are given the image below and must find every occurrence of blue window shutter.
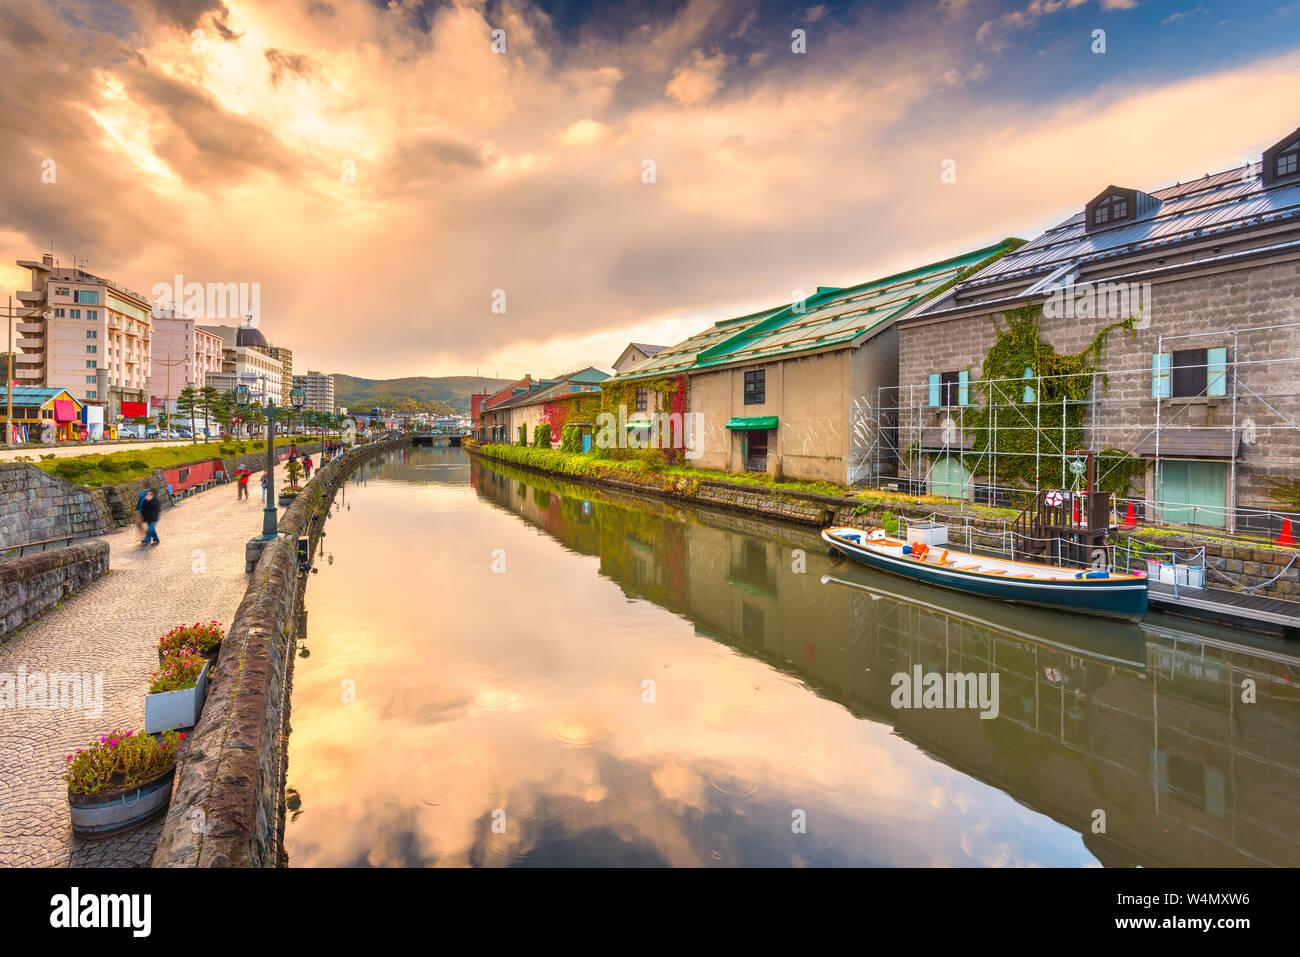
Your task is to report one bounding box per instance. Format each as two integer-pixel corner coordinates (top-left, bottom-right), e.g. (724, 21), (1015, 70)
(1207, 347), (1227, 397)
(958, 370), (969, 406)
(928, 373), (940, 407)
(1151, 353), (1171, 398)
(1022, 365), (1035, 403)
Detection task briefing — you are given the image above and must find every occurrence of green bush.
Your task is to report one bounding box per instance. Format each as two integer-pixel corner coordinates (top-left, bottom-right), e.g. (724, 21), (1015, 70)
(637, 448), (666, 471)
(560, 425), (581, 453)
(127, 459), (149, 470)
(532, 423), (552, 448)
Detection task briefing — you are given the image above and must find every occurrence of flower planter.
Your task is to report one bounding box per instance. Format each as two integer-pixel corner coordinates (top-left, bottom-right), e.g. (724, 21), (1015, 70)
(278, 494), (298, 507)
(145, 661), (209, 734)
(68, 769), (175, 840)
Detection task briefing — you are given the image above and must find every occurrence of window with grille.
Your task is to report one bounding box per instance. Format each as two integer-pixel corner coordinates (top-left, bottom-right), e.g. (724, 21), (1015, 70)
(743, 369), (766, 405)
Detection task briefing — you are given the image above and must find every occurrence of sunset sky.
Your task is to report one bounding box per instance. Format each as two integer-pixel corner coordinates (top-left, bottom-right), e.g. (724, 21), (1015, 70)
(1, 0), (1297, 380)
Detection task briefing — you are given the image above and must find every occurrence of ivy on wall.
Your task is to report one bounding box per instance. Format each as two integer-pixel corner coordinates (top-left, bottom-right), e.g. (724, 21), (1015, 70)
(945, 304), (1148, 496)
(599, 375), (689, 462)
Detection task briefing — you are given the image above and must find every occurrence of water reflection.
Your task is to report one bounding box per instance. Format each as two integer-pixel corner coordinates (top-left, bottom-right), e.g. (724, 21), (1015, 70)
(285, 447), (1300, 867)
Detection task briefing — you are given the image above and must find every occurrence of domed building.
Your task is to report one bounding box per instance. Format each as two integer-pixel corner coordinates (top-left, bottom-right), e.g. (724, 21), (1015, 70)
(236, 323), (268, 349)
(198, 321), (285, 406)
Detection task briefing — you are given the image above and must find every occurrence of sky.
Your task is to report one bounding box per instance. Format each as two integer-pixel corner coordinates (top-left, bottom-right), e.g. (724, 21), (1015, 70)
(0, 0), (1297, 381)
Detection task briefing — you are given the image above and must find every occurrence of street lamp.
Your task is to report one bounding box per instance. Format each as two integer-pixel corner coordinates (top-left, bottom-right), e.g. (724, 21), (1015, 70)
(236, 379), (304, 539)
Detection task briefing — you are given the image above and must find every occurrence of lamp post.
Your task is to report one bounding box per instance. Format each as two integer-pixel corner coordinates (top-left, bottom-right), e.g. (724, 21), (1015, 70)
(236, 380), (305, 539)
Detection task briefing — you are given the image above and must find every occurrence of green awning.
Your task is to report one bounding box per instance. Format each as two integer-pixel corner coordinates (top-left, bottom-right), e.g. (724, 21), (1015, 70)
(725, 416), (778, 430)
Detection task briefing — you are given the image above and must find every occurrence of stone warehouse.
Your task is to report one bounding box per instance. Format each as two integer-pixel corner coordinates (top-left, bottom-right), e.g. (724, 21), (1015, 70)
(605, 240), (1023, 484)
(894, 125), (1300, 532)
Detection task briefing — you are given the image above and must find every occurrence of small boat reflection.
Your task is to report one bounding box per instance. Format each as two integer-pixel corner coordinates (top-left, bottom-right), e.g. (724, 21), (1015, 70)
(821, 556), (1147, 672)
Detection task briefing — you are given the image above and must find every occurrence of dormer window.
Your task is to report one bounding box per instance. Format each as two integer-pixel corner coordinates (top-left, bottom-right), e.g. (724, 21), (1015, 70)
(1263, 128), (1300, 187)
(1084, 185), (1149, 233)
(1093, 193), (1128, 226)
(1276, 140), (1298, 179)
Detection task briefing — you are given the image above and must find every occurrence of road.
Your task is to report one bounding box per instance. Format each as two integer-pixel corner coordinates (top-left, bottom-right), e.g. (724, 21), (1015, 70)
(0, 469), (272, 866)
(0, 439), (199, 462)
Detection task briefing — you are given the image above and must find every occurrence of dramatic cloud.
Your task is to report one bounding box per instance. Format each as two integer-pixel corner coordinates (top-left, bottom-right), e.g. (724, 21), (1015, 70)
(0, 0), (1296, 379)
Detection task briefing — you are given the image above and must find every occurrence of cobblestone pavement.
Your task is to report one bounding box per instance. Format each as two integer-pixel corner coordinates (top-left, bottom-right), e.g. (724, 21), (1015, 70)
(0, 473), (273, 868)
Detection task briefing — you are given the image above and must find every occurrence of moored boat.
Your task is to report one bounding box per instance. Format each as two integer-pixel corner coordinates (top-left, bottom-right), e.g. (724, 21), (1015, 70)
(821, 526), (1149, 621)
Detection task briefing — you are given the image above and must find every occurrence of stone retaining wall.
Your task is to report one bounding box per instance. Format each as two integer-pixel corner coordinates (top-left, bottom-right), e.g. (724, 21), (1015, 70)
(151, 437), (408, 868)
(0, 463), (113, 549)
(467, 444), (1300, 604)
(0, 541), (110, 638)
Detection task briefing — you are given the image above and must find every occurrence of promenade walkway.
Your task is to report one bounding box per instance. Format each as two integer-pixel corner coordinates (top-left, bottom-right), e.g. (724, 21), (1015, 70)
(0, 471), (272, 867)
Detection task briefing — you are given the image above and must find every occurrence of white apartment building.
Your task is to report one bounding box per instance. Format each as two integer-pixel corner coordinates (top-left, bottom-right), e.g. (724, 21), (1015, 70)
(293, 370), (335, 414)
(150, 307), (223, 403)
(15, 254), (152, 417)
(199, 323), (284, 404)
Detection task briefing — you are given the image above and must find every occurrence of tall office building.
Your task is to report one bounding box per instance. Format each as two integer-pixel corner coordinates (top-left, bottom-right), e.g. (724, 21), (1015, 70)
(293, 370), (335, 414)
(264, 345), (293, 407)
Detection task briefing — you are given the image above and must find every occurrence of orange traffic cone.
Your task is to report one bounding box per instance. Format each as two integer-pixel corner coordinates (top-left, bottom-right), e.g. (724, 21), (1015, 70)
(1278, 518), (1295, 548)
(1122, 501), (1136, 528)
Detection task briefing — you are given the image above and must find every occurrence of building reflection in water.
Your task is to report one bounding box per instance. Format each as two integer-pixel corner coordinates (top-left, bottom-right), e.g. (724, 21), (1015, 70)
(470, 456), (1300, 868)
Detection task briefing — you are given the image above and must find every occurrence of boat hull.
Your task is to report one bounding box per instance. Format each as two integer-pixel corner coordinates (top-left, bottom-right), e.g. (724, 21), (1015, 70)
(822, 529), (1148, 622)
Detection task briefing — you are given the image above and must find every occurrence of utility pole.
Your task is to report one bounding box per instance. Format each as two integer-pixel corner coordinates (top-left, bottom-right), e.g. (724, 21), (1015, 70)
(6, 295), (13, 448)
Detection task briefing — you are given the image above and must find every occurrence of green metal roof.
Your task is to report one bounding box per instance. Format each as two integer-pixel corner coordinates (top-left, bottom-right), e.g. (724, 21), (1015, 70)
(601, 241), (1021, 387)
(725, 416), (778, 429)
(604, 303), (789, 384)
(695, 241), (1020, 370)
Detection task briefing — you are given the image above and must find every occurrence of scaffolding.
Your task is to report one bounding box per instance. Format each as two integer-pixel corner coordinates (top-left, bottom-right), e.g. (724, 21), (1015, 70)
(848, 319), (1300, 536)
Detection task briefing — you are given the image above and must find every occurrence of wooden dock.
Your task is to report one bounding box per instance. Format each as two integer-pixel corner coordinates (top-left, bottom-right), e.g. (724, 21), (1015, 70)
(1147, 580), (1300, 638)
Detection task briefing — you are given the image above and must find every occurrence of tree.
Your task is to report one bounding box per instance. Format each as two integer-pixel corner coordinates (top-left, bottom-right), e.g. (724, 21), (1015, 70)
(176, 387), (200, 443)
(198, 385), (222, 436)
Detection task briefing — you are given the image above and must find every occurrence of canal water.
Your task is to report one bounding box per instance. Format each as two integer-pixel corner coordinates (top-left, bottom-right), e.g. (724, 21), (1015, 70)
(284, 446), (1300, 867)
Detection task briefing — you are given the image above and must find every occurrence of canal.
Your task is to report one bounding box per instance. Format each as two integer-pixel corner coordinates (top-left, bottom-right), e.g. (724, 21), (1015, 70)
(284, 445), (1300, 866)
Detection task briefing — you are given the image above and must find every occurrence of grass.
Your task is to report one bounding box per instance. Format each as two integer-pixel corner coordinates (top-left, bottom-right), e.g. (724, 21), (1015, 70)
(471, 443), (1025, 518)
(35, 435), (324, 488)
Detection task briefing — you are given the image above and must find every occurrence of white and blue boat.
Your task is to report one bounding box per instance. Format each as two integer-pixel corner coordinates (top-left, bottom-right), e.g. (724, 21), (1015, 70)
(821, 526), (1149, 621)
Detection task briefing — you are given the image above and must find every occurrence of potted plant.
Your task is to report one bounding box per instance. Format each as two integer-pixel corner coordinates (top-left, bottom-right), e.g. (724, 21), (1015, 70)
(279, 459), (304, 505)
(157, 622), (225, 668)
(65, 729), (184, 839)
(145, 647), (210, 735)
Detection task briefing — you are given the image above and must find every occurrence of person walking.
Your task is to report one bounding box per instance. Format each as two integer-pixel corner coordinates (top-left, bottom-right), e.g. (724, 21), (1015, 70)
(134, 486), (148, 537)
(303, 454), (313, 480)
(237, 467), (251, 500)
(139, 489), (161, 546)
(260, 472), (269, 502)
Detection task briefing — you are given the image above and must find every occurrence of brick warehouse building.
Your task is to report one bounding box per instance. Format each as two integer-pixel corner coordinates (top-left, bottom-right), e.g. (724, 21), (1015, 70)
(892, 125), (1300, 532)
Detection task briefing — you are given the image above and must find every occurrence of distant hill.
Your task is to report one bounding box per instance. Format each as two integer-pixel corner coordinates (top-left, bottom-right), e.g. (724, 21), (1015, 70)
(332, 374), (512, 414)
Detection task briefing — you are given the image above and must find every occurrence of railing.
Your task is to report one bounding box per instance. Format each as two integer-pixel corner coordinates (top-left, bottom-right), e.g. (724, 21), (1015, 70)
(0, 534), (79, 558)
